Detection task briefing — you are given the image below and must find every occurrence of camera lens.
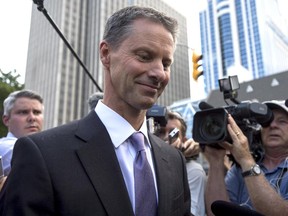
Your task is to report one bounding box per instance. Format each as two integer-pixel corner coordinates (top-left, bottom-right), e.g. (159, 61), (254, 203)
(200, 115), (225, 141)
(193, 107), (228, 144)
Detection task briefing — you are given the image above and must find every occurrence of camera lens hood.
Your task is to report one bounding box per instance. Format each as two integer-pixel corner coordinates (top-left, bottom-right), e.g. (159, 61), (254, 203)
(193, 108), (229, 144)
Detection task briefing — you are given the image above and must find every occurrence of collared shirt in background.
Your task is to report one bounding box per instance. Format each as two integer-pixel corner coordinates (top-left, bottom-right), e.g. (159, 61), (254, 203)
(0, 132), (17, 176)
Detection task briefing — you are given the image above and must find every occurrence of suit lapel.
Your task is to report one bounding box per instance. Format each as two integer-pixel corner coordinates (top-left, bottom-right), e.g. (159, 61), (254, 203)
(75, 112), (134, 216)
(149, 134), (171, 216)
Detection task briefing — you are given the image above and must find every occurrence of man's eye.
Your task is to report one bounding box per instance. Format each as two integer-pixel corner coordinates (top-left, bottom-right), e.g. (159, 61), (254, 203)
(279, 119), (288, 124)
(33, 111), (42, 115)
(163, 62), (171, 71)
(18, 111), (28, 115)
(139, 54), (150, 61)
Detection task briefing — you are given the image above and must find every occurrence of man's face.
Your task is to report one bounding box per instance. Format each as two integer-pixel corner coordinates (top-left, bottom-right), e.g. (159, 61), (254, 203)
(261, 109), (288, 150)
(3, 97), (44, 138)
(101, 19), (175, 112)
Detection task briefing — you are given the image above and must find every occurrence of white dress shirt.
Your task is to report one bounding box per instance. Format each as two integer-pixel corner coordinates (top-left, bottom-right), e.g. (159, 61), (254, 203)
(95, 100), (158, 212)
(0, 132), (17, 176)
(186, 160), (207, 216)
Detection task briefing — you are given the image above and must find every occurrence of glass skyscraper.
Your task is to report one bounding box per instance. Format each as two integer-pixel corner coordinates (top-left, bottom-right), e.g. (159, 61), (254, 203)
(200, 0), (288, 94)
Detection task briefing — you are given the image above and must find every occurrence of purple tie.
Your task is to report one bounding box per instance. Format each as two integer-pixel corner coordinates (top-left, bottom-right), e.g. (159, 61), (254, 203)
(130, 132), (157, 216)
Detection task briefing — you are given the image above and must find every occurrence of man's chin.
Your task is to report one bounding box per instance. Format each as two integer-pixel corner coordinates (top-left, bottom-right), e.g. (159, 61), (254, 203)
(141, 99), (157, 110)
(131, 95), (158, 110)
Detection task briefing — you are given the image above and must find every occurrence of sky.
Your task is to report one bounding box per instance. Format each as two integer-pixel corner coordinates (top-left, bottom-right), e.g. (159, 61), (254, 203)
(0, 0), (33, 84)
(0, 0), (206, 99)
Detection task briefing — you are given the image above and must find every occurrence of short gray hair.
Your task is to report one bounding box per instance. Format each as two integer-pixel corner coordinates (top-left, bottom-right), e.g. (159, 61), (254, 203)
(88, 92), (104, 110)
(3, 90), (44, 117)
(103, 6), (179, 50)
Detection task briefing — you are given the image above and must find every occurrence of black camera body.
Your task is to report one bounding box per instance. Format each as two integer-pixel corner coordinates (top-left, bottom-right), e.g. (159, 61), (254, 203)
(146, 104), (168, 134)
(193, 102), (273, 144)
(192, 75), (274, 162)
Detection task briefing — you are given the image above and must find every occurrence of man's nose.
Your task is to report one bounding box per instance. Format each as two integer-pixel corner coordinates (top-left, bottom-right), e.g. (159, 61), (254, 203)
(27, 112), (36, 122)
(148, 61), (166, 82)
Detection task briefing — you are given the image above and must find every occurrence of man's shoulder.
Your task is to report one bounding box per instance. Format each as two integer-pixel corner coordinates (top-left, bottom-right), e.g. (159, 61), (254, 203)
(149, 133), (183, 158)
(31, 111), (98, 138)
(33, 120), (79, 137)
(149, 133), (170, 149)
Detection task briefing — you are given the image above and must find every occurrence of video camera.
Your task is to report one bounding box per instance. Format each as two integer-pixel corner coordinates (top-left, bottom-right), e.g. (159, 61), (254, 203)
(146, 104), (168, 134)
(192, 75), (273, 160)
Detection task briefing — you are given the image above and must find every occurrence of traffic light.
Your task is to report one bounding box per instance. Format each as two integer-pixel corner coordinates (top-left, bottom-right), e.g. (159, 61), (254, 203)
(192, 53), (203, 81)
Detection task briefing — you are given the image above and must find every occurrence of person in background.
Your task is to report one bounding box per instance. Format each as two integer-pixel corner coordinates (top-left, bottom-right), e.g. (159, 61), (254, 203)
(0, 6), (191, 215)
(204, 100), (288, 216)
(158, 111), (206, 216)
(0, 90), (44, 177)
(87, 92), (104, 110)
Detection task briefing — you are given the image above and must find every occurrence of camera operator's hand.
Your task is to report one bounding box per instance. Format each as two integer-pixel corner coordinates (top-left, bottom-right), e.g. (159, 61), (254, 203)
(181, 138), (201, 158)
(169, 137), (182, 149)
(219, 114), (255, 169)
(170, 138), (201, 158)
(203, 144), (227, 166)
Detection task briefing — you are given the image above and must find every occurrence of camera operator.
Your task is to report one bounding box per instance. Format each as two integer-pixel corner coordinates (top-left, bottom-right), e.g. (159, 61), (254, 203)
(204, 100), (288, 216)
(158, 111), (206, 216)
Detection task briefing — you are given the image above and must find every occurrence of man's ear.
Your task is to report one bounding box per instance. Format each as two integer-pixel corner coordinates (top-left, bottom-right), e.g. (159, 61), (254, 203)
(2, 115), (9, 127)
(100, 41), (110, 67)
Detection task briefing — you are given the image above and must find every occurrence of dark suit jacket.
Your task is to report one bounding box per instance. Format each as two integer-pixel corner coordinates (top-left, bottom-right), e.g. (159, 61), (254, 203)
(0, 111), (191, 216)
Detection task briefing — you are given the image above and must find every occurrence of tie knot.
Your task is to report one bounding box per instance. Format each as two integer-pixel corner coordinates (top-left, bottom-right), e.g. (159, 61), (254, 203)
(130, 132), (145, 152)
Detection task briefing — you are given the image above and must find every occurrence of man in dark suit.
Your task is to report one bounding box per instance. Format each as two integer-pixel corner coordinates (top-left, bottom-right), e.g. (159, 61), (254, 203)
(0, 6), (191, 216)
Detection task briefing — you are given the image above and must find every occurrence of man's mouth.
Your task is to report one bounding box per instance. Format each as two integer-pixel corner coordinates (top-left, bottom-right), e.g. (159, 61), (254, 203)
(268, 133), (281, 138)
(139, 82), (160, 91)
(27, 126), (38, 130)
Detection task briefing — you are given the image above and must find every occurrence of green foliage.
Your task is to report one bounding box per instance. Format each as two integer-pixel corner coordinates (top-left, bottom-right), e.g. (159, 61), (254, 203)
(0, 69), (25, 137)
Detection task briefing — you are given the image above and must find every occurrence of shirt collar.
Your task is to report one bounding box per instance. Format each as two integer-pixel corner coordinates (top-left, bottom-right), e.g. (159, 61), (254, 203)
(7, 132), (17, 138)
(95, 100), (150, 148)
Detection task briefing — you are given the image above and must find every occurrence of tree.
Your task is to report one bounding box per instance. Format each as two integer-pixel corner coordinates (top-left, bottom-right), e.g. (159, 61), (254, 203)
(0, 69), (24, 137)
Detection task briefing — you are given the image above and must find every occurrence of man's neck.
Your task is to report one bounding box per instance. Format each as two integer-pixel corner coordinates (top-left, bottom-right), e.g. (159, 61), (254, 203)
(263, 153), (288, 170)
